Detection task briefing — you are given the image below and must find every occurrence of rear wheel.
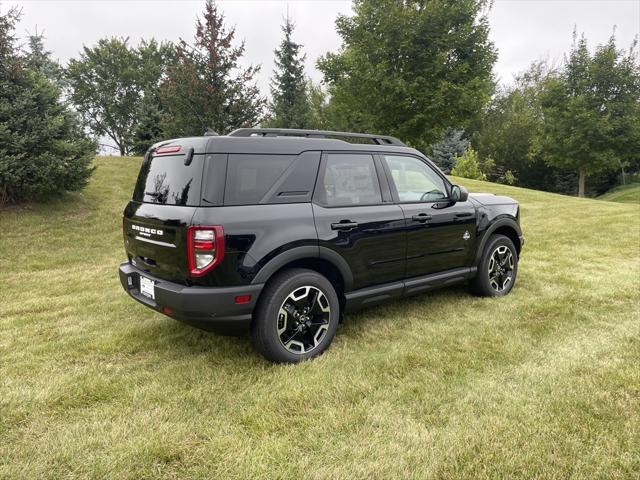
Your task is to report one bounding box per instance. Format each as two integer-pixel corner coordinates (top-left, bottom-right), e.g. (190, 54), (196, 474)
(470, 234), (518, 297)
(251, 268), (340, 363)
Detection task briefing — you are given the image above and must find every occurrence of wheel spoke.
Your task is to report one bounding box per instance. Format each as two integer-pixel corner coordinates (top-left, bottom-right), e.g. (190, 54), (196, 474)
(488, 245), (515, 292)
(278, 285), (331, 355)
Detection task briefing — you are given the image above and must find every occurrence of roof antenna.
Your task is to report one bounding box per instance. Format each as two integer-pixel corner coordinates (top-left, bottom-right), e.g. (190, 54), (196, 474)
(203, 127), (219, 137)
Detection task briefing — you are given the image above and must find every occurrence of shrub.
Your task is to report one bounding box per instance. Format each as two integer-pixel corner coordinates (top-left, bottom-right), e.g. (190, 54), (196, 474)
(451, 148), (487, 180)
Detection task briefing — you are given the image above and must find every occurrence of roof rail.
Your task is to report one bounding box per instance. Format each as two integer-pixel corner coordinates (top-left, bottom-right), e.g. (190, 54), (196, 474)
(227, 128), (406, 146)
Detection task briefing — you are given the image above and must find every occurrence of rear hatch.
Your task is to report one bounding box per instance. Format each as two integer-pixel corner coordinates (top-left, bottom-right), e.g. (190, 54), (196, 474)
(123, 139), (208, 283)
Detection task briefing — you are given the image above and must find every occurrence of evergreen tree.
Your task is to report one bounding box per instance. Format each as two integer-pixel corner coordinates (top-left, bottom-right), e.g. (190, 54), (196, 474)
(131, 94), (164, 155)
(430, 129), (469, 174)
(160, 0), (265, 137)
(266, 16), (311, 128)
(0, 8), (95, 204)
(24, 31), (63, 85)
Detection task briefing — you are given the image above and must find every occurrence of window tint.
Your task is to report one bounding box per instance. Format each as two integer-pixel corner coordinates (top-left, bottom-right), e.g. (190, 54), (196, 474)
(224, 154), (295, 205)
(133, 154), (204, 206)
(383, 155), (448, 202)
(319, 154), (382, 206)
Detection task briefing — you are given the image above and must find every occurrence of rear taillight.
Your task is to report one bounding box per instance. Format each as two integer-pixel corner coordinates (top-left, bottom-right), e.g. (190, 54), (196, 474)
(187, 226), (225, 276)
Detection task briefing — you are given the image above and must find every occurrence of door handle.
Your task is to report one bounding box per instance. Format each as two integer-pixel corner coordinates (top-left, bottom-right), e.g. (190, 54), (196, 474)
(331, 220), (359, 231)
(411, 213), (432, 223)
(455, 212), (473, 218)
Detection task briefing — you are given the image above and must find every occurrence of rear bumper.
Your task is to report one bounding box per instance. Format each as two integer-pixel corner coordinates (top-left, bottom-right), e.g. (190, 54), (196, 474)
(118, 262), (263, 330)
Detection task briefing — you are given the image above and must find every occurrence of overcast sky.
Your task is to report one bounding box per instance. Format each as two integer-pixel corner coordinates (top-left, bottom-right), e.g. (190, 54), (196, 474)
(5, 0), (640, 95)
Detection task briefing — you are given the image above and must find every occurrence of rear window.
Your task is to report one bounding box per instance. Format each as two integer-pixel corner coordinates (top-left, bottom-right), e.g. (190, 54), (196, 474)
(224, 154), (295, 205)
(133, 154), (204, 206)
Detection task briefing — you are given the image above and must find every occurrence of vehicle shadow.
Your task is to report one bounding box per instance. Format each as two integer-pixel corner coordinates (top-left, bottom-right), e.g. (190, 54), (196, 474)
(135, 284), (472, 366)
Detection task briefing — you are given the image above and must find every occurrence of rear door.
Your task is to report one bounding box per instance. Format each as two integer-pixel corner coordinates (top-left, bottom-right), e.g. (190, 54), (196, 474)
(312, 152), (405, 291)
(380, 154), (477, 277)
(123, 145), (205, 282)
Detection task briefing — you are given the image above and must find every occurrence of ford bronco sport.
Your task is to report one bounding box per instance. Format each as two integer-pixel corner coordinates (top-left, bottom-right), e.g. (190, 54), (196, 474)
(119, 128), (524, 363)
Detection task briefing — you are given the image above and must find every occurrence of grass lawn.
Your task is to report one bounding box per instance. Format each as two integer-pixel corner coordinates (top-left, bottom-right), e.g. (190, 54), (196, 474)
(598, 183), (640, 204)
(1, 156), (639, 479)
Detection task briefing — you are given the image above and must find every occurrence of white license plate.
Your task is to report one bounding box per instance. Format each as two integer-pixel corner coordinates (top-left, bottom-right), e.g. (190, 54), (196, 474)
(139, 276), (155, 300)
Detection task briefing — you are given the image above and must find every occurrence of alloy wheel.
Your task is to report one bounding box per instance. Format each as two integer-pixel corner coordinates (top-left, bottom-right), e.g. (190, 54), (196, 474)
(488, 245), (514, 292)
(277, 286), (331, 354)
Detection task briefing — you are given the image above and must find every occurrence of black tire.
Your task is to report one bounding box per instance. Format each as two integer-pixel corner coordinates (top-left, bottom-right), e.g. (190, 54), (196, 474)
(470, 234), (519, 297)
(251, 268), (340, 363)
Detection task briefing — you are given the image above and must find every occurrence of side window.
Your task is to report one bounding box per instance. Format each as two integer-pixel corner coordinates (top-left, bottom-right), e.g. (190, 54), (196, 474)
(317, 154), (382, 207)
(383, 155), (448, 202)
(224, 154), (295, 205)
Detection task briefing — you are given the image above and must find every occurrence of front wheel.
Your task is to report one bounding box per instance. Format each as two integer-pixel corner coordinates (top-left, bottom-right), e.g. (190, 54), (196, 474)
(251, 268), (340, 363)
(470, 234), (519, 297)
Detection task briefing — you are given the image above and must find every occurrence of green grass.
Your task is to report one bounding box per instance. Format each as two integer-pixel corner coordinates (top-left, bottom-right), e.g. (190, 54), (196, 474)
(598, 183), (640, 204)
(1, 157), (639, 479)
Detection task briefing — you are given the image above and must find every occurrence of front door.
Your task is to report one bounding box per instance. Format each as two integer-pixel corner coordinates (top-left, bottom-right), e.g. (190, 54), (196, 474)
(313, 153), (406, 290)
(381, 154), (477, 277)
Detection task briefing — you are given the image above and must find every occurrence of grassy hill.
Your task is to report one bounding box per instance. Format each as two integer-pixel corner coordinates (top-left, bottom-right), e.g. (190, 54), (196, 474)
(598, 182), (640, 204)
(1, 157), (638, 479)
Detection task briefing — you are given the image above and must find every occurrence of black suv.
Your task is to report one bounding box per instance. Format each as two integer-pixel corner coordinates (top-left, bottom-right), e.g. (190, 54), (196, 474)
(119, 128), (524, 363)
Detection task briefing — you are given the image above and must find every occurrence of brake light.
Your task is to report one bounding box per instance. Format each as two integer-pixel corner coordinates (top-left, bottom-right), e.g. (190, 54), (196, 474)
(187, 226), (224, 276)
(155, 145), (182, 155)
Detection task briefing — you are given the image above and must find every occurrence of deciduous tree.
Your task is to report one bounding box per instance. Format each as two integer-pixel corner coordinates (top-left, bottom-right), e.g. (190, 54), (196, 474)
(538, 33), (640, 197)
(66, 38), (170, 155)
(318, 0), (496, 151)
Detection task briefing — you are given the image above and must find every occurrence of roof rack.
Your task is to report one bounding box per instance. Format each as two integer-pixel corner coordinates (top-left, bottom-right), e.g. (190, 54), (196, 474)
(227, 128), (406, 146)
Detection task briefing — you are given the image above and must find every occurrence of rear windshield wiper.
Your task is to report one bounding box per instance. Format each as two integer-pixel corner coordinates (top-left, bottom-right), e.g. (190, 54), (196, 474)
(145, 192), (162, 197)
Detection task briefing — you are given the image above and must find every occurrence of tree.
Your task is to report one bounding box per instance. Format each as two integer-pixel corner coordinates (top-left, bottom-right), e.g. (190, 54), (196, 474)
(451, 148), (487, 180)
(0, 8), (95, 204)
(160, 0), (265, 137)
(538, 33), (640, 197)
(66, 38), (170, 156)
(430, 129), (469, 174)
(318, 0), (496, 151)
(131, 94), (164, 155)
(24, 30), (63, 85)
(306, 81), (331, 130)
(265, 16), (311, 128)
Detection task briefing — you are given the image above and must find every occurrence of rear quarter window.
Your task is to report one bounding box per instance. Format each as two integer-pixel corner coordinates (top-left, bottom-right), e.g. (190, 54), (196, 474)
(224, 154), (295, 205)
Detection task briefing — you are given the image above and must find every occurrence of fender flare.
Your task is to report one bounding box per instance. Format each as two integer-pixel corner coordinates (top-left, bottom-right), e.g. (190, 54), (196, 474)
(474, 218), (522, 266)
(251, 245), (354, 291)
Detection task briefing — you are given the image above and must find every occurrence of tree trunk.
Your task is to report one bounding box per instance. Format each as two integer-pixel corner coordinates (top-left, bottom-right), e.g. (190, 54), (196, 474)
(119, 144), (126, 157)
(578, 168), (586, 198)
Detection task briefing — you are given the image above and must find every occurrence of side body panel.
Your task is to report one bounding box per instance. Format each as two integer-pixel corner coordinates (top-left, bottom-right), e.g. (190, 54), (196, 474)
(400, 200), (478, 276)
(190, 203), (319, 287)
(312, 204), (406, 291)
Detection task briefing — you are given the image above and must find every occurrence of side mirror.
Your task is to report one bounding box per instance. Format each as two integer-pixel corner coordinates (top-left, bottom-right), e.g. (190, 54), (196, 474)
(451, 185), (469, 203)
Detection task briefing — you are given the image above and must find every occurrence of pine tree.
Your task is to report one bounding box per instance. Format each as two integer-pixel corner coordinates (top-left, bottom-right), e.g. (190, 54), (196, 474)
(132, 94), (164, 155)
(266, 16), (311, 129)
(0, 8), (95, 204)
(160, 0), (265, 137)
(24, 31), (63, 85)
(430, 129), (469, 174)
